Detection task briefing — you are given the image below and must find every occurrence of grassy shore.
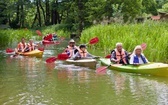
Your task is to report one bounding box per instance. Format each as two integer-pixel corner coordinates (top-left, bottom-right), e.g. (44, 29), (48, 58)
(80, 21), (168, 63)
(0, 25), (70, 48)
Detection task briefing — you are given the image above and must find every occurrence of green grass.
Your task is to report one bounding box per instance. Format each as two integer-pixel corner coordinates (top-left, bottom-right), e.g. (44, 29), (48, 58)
(80, 21), (168, 63)
(0, 25), (70, 48)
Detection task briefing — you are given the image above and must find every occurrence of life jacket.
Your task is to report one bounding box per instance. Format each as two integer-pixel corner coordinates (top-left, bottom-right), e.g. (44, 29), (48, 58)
(114, 49), (127, 64)
(17, 42), (26, 51)
(27, 43), (35, 51)
(133, 55), (147, 64)
(66, 45), (78, 57)
(78, 49), (88, 58)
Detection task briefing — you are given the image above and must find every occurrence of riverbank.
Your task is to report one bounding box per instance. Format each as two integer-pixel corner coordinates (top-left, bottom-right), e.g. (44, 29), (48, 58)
(0, 25), (70, 48)
(80, 21), (168, 63)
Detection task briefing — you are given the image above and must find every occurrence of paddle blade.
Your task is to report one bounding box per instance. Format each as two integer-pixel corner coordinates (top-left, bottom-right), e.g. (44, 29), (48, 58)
(38, 47), (44, 51)
(96, 66), (107, 73)
(36, 30), (42, 36)
(141, 43), (147, 50)
(57, 54), (69, 60)
(89, 37), (99, 44)
(105, 54), (111, 58)
(46, 57), (57, 63)
(6, 48), (14, 53)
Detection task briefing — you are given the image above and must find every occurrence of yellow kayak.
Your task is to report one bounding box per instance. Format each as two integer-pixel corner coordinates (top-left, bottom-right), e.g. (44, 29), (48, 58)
(17, 50), (43, 58)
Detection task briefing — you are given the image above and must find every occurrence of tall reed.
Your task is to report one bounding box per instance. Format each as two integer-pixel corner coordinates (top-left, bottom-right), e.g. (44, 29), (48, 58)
(80, 21), (168, 63)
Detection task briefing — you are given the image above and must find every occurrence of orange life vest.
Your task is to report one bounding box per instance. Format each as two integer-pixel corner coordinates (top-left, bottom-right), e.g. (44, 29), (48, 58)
(27, 43), (35, 51)
(17, 42), (26, 50)
(66, 45), (78, 57)
(78, 49), (88, 58)
(115, 49), (127, 64)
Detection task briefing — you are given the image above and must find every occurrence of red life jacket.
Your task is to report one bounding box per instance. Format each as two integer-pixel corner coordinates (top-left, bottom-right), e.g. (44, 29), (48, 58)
(115, 49), (127, 64)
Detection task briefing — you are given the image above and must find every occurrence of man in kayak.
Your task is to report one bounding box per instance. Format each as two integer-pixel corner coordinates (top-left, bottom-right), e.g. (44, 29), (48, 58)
(63, 39), (79, 57)
(27, 39), (37, 51)
(72, 44), (97, 60)
(129, 45), (148, 65)
(110, 42), (129, 64)
(15, 37), (28, 53)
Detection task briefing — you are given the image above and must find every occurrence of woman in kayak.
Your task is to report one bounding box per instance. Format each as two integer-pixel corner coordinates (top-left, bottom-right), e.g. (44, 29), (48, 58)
(110, 42), (129, 64)
(72, 44), (96, 60)
(63, 39), (79, 57)
(129, 45), (148, 65)
(15, 37), (28, 53)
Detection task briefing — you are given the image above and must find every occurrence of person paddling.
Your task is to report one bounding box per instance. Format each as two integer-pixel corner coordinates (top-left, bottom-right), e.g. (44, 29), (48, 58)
(110, 42), (129, 64)
(27, 39), (36, 51)
(63, 39), (79, 57)
(129, 45), (148, 65)
(15, 37), (28, 53)
(72, 44), (96, 60)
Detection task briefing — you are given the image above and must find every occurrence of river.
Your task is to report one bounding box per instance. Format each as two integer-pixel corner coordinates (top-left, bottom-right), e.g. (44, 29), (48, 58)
(0, 41), (168, 105)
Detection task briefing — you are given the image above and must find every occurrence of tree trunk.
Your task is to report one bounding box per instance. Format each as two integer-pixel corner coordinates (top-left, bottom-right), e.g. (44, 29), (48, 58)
(31, 13), (37, 28)
(16, 1), (20, 27)
(45, 0), (50, 25)
(36, 0), (41, 27)
(77, 0), (84, 37)
(39, 0), (46, 24)
(20, 0), (24, 27)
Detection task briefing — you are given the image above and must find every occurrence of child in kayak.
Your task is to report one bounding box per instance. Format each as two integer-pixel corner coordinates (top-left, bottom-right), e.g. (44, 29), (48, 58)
(129, 45), (149, 65)
(72, 44), (97, 60)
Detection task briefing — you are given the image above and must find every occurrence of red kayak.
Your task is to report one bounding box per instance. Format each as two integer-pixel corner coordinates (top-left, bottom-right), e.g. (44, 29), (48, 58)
(42, 40), (60, 45)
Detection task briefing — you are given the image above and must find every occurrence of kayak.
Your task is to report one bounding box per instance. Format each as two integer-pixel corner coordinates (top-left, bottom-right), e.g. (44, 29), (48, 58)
(17, 50), (43, 58)
(65, 58), (97, 69)
(42, 40), (60, 45)
(100, 58), (168, 77)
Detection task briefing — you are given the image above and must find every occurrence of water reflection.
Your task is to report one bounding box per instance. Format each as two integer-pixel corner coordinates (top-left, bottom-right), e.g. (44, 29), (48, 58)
(107, 70), (168, 105)
(55, 64), (91, 83)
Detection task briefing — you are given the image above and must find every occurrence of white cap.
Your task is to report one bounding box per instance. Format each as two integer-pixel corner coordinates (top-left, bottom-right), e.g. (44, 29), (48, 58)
(69, 39), (75, 43)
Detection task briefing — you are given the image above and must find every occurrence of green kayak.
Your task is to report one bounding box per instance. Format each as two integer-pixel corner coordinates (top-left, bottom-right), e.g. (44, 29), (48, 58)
(100, 58), (168, 77)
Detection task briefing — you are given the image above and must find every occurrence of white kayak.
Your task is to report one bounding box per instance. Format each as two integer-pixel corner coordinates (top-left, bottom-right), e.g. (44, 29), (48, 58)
(65, 59), (97, 69)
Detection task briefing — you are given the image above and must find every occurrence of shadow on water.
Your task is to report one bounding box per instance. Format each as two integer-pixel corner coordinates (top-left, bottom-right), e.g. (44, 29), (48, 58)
(0, 44), (168, 105)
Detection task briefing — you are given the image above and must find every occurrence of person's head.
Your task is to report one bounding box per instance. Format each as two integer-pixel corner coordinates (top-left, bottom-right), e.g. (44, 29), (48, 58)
(69, 39), (75, 47)
(116, 42), (123, 52)
(79, 44), (86, 51)
(29, 39), (33, 44)
(21, 37), (25, 43)
(134, 45), (142, 56)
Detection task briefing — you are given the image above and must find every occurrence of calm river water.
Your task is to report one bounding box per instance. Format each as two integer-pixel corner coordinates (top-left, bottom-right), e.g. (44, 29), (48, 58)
(0, 42), (168, 105)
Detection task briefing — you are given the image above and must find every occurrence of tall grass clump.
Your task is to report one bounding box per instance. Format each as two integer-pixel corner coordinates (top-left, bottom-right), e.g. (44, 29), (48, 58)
(81, 21), (168, 63)
(0, 29), (33, 48)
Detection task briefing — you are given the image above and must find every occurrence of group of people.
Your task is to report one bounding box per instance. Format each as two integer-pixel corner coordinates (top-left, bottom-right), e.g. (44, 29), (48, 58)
(62, 39), (96, 60)
(15, 37), (36, 53)
(63, 39), (148, 65)
(43, 33), (58, 41)
(110, 43), (148, 65)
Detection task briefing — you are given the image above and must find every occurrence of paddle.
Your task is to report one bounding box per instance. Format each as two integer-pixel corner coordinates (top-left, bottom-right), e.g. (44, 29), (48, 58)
(6, 48), (14, 53)
(45, 54), (69, 63)
(45, 37), (99, 63)
(36, 30), (42, 36)
(96, 43), (147, 73)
